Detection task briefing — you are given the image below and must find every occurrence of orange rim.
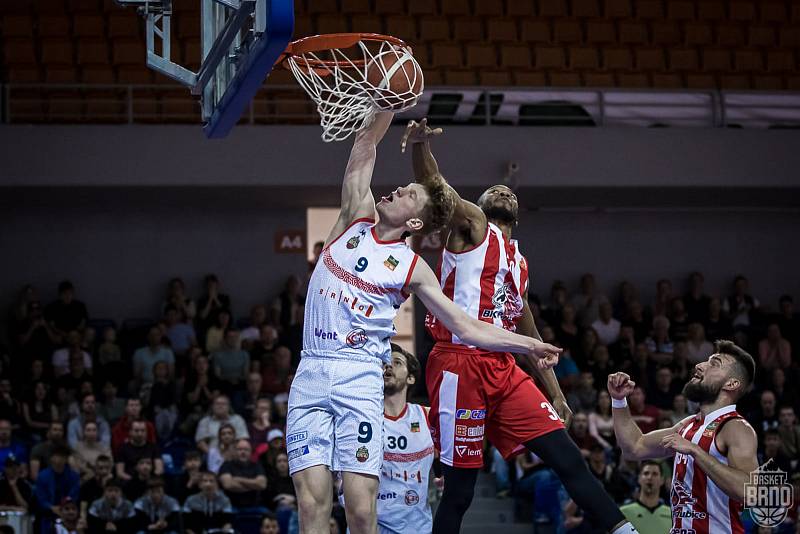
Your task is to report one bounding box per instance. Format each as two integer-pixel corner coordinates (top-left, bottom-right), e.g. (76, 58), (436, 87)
(279, 33), (411, 73)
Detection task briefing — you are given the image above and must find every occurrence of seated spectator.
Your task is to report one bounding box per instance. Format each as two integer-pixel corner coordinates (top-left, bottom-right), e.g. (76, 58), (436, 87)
(123, 457), (155, 502)
(591, 301), (621, 346)
(668, 297), (690, 342)
(163, 277), (196, 322)
(588, 391), (615, 452)
(271, 275), (304, 352)
(759, 323), (792, 372)
(629, 387), (660, 434)
(625, 300), (650, 343)
(116, 420), (163, 480)
(257, 430), (286, 477)
(15, 299), (59, 359)
(233, 372), (265, 421)
(572, 273), (608, 329)
(670, 341), (692, 384)
(704, 297), (732, 341)
(170, 450), (203, 504)
(133, 327), (175, 388)
(645, 316), (674, 365)
(212, 329), (250, 394)
(218, 439), (267, 512)
(567, 372), (597, 414)
(261, 346), (293, 395)
(555, 303), (580, 356)
(182, 471), (234, 534)
(749, 390), (780, 441)
(568, 412), (599, 458)
(204, 310), (231, 354)
(198, 274), (232, 340)
(670, 394), (690, 425)
(759, 429), (793, 473)
(67, 394), (110, 450)
(0, 420), (27, 476)
(87, 478), (136, 534)
(240, 305), (268, 349)
(79, 454), (114, 512)
(622, 343), (656, 391)
(684, 271), (710, 324)
(261, 512), (280, 534)
(0, 455), (32, 512)
(146, 361), (179, 442)
(515, 452), (566, 526)
(609, 324), (636, 364)
(57, 352), (94, 403)
(777, 295), (799, 357)
(163, 305), (196, 358)
(249, 398), (275, 455)
(652, 278), (673, 319)
(133, 477), (180, 534)
(722, 275), (760, 329)
(207, 424), (237, 474)
(0, 379), (23, 430)
(111, 398), (156, 455)
(648, 367), (682, 411)
(575, 328), (600, 368)
(21, 380), (58, 441)
(542, 280), (568, 327)
(97, 380), (126, 427)
(55, 497), (87, 533)
(30, 421), (66, 480)
(770, 368), (799, 414)
(587, 345), (615, 388)
(263, 451), (295, 511)
(195, 395), (248, 455)
(620, 461), (672, 533)
(72, 420), (113, 483)
(685, 322), (714, 365)
(34, 446), (80, 532)
(52, 330), (93, 378)
(778, 406), (800, 465)
(45, 280), (88, 338)
(182, 355), (221, 420)
(250, 325), (280, 364)
(98, 326), (122, 368)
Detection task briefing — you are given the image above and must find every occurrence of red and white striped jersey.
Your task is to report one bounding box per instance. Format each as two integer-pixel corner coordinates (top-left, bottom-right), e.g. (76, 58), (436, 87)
(425, 222), (529, 348)
(671, 404), (745, 534)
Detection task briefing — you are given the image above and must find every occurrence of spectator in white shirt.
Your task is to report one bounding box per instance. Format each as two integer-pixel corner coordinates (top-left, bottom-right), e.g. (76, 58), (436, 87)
(591, 301), (621, 346)
(239, 305), (268, 349)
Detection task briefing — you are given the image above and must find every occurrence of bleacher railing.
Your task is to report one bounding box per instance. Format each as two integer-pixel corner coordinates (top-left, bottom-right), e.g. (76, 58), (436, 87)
(2, 83), (800, 128)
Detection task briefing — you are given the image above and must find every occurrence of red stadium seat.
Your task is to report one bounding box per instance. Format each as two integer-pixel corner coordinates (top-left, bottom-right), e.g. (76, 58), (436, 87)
(666, 0), (695, 20)
(2, 15), (34, 37)
(635, 46), (666, 71)
(47, 91), (85, 121)
(569, 46), (600, 69)
(684, 21), (713, 46)
(549, 70), (581, 86)
(443, 68), (477, 85)
(719, 73), (750, 89)
(422, 69), (443, 85)
(81, 65), (115, 83)
(112, 38), (145, 66)
(341, 0), (371, 14)
(176, 13), (201, 39)
(779, 26), (800, 48)
(375, 0), (405, 16)
(316, 14), (348, 34)
(535, 45), (566, 69)
(715, 23), (745, 47)
(602, 45), (633, 69)
(38, 15), (72, 38)
(500, 43), (531, 67)
(696, 0), (725, 21)
(506, 0), (535, 17)
(651, 20), (681, 45)
(702, 47), (732, 72)
(108, 12), (141, 38)
(729, 1), (756, 22)
(747, 25), (776, 48)
(306, 0), (337, 15)
(431, 42), (464, 67)
(617, 71), (649, 86)
(766, 49), (796, 72)
(583, 70), (615, 86)
(72, 14), (105, 38)
(752, 75), (783, 90)
(572, 0), (601, 18)
(453, 17), (484, 42)
(479, 68), (513, 85)
(386, 16), (418, 42)
(539, 0), (568, 17)
(685, 72), (716, 89)
(605, 0), (633, 18)
(69, 0), (101, 12)
(513, 69), (547, 85)
(586, 18), (616, 44)
(635, 0), (664, 20)
(408, 2), (436, 16)
(474, 0), (504, 17)
(486, 18), (518, 42)
(77, 38), (110, 65)
(45, 66), (79, 83)
(407, 42), (431, 68)
(420, 17), (451, 42)
(441, 0), (471, 16)
(351, 15), (383, 34)
(669, 47), (700, 71)
(117, 65), (155, 84)
(553, 18), (583, 43)
(651, 71), (683, 87)
(521, 18), (552, 43)
(618, 19), (648, 45)
(466, 42), (498, 67)
(733, 47), (764, 72)
(759, 1), (787, 23)
(6, 65), (43, 83)
(3, 38), (37, 64)
(41, 38), (75, 65)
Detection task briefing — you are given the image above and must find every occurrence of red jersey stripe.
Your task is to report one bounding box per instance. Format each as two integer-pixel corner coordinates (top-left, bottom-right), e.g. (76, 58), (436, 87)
(478, 231), (500, 324)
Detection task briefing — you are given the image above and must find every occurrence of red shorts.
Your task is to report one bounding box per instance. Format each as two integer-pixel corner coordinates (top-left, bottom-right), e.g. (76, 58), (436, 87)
(426, 343), (564, 468)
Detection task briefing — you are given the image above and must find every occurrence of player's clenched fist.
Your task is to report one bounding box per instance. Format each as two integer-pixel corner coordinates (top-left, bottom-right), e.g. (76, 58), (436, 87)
(607, 372), (635, 400)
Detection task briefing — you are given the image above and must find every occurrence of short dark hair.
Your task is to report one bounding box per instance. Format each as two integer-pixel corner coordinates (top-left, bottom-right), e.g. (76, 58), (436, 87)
(390, 343), (420, 393)
(96, 455), (112, 464)
(50, 446), (71, 459)
(58, 280), (74, 293)
(164, 304), (178, 314)
(104, 478), (124, 490)
(764, 428), (781, 439)
(184, 450), (202, 463)
(262, 511), (278, 522)
(640, 459), (662, 473)
(715, 339), (755, 393)
(147, 477), (165, 490)
(779, 294), (793, 305)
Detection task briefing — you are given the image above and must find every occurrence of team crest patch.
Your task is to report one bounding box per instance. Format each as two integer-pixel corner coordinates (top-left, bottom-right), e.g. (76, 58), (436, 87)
(702, 420), (719, 438)
(347, 235), (360, 249)
(356, 446), (370, 463)
(410, 422), (420, 433)
(383, 255), (399, 271)
(405, 490), (420, 506)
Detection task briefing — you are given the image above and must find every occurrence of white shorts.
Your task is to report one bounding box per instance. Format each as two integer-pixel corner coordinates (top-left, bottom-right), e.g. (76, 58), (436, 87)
(287, 353), (384, 477)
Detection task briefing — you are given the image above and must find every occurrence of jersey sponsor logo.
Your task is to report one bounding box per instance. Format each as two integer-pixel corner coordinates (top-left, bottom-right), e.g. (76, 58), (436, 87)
(455, 424), (485, 437)
(384, 255), (399, 271)
(287, 445), (309, 462)
(286, 432), (308, 445)
(456, 409), (486, 420)
(356, 446), (370, 463)
(410, 422), (420, 433)
(404, 490), (420, 506)
(455, 436), (483, 443)
(491, 282), (512, 307)
(346, 235), (361, 249)
(314, 328), (338, 340)
(377, 491), (397, 501)
(669, 529), (696, 534)
(346, 328), (368, 348)
(455, 445), (481, 457)
(670, 480), (707, 520)
(317, 288), (374, 317)
(702, 420), (719, 438)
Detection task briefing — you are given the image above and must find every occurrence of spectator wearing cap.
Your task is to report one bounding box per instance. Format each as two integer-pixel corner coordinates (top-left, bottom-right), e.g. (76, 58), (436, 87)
(29, 421), (66, 481)
(0, 420), (27, 476)
(211, 329), (250, 395)
(115, 420), (163, 480)
(218, 439), (267, 512)
(66, 394), (110, 451)
(55, 497), (87, 534)
(52, 331), (93, 378)
(207, 424), (237, 474)
(44, 281), (88, 338)
(182, 471), (233, 534)
(79, 455), (113, 514)
(72, 421), (112, 483)
(111, 398), (156, 456)
(195, 395), (248, 455)
(132, 328), (175, 389)
(34, 446), (80, 532)
(133, 478), (180, 533)
(0, 455), (32, 512)
(87, 478), (136, 534)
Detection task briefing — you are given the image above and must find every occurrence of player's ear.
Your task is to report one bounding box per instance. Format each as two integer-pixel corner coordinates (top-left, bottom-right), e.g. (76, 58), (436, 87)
(406, 218), (424, 232)
(723, 377), (741, 392)
(407, 374), (416, 386)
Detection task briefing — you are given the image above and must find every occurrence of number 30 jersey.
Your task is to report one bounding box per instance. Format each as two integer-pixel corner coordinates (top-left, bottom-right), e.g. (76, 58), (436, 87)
(304, 218), (419, 364)
(378, 403), (434, 534)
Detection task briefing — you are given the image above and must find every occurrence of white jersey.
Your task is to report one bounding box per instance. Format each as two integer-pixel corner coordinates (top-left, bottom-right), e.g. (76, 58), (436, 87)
(304, 218), (419, 363)
(426, 222), (529, 348)
(378, 403), (434, 534)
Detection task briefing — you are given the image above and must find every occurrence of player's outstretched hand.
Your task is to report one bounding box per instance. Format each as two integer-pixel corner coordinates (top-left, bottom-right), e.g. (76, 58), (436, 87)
(607, 372), (635, 400)
(401, 118), (442, 153)
(530, 341), (562, 370)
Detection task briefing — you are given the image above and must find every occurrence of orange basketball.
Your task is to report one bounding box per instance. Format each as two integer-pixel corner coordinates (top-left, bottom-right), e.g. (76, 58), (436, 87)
(366, 47), (424, 111)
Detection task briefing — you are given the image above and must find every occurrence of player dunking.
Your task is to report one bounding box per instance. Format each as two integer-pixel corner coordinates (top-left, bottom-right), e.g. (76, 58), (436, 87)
(288, 112), (562, 534)
(608, 340), (759, 534)
(402, 119), (641, 534)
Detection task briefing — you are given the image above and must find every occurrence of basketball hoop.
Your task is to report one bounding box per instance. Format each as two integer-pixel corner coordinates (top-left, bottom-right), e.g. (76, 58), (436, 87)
(280, 33), (424, 142)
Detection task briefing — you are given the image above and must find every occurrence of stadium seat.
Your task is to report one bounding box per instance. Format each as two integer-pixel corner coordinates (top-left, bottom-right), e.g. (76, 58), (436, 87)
(500, 43), (531, 67)
(651, 21), (680, 45)
(466, 42), (498, 67)
(108, 12), (140, 38)
(618, 19), (648, 45)
(475, 0), (504, 17)
(684, 21), (713, 46)
(669, 47), (700, 71)
(685, 72), (716, 88)
(181, 38), (201, 67)
(176, 13), (201, 39)
(316, 14), (348, 34)
(3, 39), (37, 64)
(117, 65), (154, 84)
(506, 0), (535, 17)
(572, 0), (601, 18)
(306, 0), (337, 15)
(160, 90), (200, 122)
(69, 0), (101, 12)
(45, 66), (80, 83)
(602, 45), (633, 69)
(86, 89), (126, 122)
(375, 0), (405, 15)
(38, 15), (72, 37)
(2, 15), (34, 37)
(759, 1), (787, 22)
(453, 17), (484, 42)
(605, 0), (633, 18)
(41, 38), (75, 65)
(635, 0), (664, 20)
(47, 91), (85, 121)
(521, 19), (552, 43)
(351, 15), (383, 34)
(443, 68), (477, 84)
(420, 17), (451, 42)
(752, 75), (783, 90)
(793, 3), (800, 23)
(716, 23), (745, 47)
(583, 70), (615, 86)
(422, 68), (443, 85)
(569, 46), (600, 69)
(585, 18), (616, 44)
(341, 0), (371, 14)
(112, 38), (145, 65)
(766, 49), (795, 72)
(77, 38), (110, 65)
(539, 0), (568, 17)
(787, 76), (800, 90)
(82, 65), (115, 83)
(432, 42), (464, 67)
(479, 68), (513, 85)
(702, 47), (732, 71)
(441, 0), (471, 16)
(535, 45), (566, 69)
(696, 0), (725, 20)
(72, 14), (105, 38)
(407, 42), (431, 68)
(779, 26), (800, 48)
(385, 16), (417, 42)
(486, 18), (518, 42)
(651, 71), (683, 87)
(729, 1), (755, 22)
(733, 47), (764, 71)
(635, 46), (666, 70)
(6, 65), (43, 83)
(513, 69), (547, 85)
(667, 0), (695, 20)
(293, 15), (313, 39)
(719, 73), (750, 89)
(407, 2), (436, 16)
(617, 71), (649, 86)
(747, 25), (776, 47)
(549, 70), (581, 86)
(37, 0), (68, 15)
(553, 18), (583, 43)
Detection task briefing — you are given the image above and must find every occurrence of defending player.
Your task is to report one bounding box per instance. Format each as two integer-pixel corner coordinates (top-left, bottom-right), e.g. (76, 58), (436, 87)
(402, 119), (640, 534)
(288, 112), (562, 534)
(608, 340), (759, 534)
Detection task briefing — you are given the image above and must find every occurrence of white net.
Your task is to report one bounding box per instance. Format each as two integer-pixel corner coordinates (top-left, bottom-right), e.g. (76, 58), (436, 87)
(285, 38), (424, 142)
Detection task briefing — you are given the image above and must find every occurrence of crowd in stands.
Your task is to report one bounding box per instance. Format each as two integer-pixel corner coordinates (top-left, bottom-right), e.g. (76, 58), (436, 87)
(0, 266), (798, 533)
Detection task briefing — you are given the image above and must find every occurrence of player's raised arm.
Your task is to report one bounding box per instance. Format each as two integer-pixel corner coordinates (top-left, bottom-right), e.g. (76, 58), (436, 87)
(401, 119), (486, 237)
(325, 111), (394, 246)
(608, 372), (683, 460)
(409, 260), (561, 366)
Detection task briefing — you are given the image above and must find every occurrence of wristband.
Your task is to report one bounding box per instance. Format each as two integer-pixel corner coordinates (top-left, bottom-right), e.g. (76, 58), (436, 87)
(611, 397), (628, 409)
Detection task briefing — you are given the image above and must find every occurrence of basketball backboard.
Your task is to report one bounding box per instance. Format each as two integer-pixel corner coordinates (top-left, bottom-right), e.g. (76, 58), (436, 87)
(115, 0), (293, 138)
